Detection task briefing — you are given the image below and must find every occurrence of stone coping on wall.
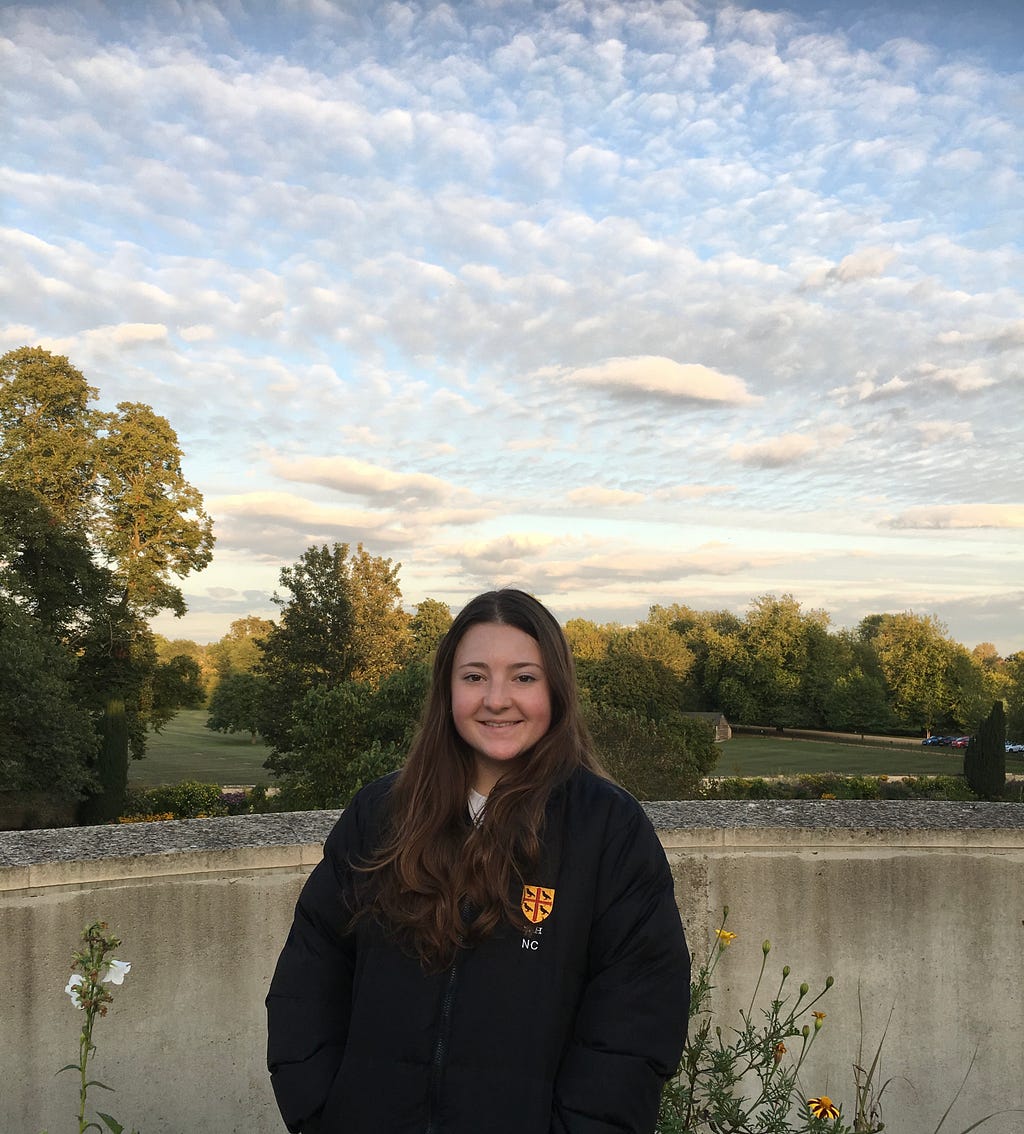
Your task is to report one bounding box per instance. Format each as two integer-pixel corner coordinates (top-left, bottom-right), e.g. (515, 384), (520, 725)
(2, 799), (1024, 879)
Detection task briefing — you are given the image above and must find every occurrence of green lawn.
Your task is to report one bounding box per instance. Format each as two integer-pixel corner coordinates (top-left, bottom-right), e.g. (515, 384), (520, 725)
(710, 734), (995, 778)
(134, 711), (1024, 788)
(131, 709), (272, 788)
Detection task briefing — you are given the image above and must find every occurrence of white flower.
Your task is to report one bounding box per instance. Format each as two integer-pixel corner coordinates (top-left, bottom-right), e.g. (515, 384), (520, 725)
(63, 959), (131, 1008)
(103, 959), (131, 985)
(64, 973), (86, 1009)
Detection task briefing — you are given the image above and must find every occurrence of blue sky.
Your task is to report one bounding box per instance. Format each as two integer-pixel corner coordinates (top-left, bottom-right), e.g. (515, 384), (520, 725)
(3, 0), (1022, 651)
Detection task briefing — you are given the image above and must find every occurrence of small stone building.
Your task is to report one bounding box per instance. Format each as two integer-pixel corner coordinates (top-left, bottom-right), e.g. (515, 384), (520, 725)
(681, 711), (731, 741)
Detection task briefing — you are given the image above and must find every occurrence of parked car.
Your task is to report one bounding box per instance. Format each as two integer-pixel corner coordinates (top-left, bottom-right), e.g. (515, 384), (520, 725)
(950, 736), (971, 748)
(1006, 741), (1024, 754)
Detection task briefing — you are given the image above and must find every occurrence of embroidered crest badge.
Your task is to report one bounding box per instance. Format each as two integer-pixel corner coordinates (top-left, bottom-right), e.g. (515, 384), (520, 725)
(521, 885), (555, 925)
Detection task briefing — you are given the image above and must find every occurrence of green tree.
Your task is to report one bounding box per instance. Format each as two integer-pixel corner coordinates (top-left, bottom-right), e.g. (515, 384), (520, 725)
(585, 702), (715, 801)
(152, 654), (207, 716)
(677, 610), (747, 716)
(0, 347), (97, 525)
(369, 661), (431, 750)
(0, 484), (111, 637)
(94, 401), (214, 617)
(1002, 653), (1024, 740)
(0, 347), (214, 820)
(863, 611), (959, 734)
(258, 543), (410, 763)
(207, 672), (266, 741)
(347, 544), (412, 685)
(0, 596), (99, 804)
(740, 594), (830, 729)
(944, 646), (988, 733)
(409, 597), (452, 661)
(564, 617), (613, 662)
(964, 700), (1006, 799)
(207, 615), (275, 680)
(577, 649), (685, 726)
(265, 660), (428, 807)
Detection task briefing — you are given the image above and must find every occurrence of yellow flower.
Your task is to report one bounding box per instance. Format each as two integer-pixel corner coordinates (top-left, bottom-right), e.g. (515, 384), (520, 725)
(773, 1041), (786, 1064)
(820, 792), (837, 800)
(808, 1096), (840, 1120)
(813, 1011), (826, 1020)
(715, 929), (737, 948)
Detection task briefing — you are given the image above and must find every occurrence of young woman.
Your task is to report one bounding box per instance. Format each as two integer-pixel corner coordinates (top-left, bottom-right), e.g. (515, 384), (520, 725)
(267, 589), (690, 1134)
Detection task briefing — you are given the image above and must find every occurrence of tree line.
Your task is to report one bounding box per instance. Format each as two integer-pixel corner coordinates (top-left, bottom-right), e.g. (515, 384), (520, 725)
(191, 546), (1022, 810)
(3, 346), (1021, 824)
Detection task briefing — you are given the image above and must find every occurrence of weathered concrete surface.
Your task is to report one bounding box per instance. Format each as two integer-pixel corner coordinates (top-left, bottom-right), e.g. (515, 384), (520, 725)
(2, 803), (1023, 1134)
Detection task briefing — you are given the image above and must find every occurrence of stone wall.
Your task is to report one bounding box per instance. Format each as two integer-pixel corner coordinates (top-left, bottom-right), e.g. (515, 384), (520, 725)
(2, 802), (1023, 1134)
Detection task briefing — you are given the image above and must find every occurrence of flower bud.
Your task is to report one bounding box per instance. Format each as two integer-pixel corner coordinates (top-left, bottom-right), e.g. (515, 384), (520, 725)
(825, 975), (834, 988)
(782, 965), (791, 977)
(802, 1024), (810, 1037)
(799, 982), (809, 996)
(762, 940), (771, 955)
(814, 1016), (824, 1031)
(722, 905), (729, 918)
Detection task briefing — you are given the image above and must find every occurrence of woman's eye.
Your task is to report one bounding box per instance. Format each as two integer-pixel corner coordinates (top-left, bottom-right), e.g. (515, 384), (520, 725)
(462, 672), (484, 682)
(515, 673), (537, 683)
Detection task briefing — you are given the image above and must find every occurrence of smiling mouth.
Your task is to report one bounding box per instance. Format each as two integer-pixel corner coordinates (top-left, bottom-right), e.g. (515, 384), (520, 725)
(480, 720), (521, 728)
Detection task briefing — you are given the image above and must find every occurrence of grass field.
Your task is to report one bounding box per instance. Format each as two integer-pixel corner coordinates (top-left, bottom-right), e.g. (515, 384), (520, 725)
(135, 710), (1024, 787)
(711, 734), (999, 777)
(131, 710), (272, 788)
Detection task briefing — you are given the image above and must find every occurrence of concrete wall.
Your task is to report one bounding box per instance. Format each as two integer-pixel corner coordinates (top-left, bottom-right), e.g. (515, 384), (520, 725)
(2, 803), (1023, 1134)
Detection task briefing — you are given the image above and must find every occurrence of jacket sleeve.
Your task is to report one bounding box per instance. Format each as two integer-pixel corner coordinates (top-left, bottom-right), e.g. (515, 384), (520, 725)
(266, 801), (367, 1134)
(551, 802), (690, 1134)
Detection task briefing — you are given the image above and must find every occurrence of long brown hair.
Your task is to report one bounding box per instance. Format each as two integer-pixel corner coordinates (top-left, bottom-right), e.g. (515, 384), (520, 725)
(359, 588), (603, 968)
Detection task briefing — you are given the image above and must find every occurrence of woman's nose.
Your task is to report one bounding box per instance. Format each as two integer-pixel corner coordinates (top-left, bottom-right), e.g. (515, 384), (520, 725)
(483, 680), (511, 709)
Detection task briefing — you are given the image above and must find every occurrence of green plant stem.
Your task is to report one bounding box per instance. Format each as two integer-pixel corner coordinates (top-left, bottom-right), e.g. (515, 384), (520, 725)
(79, 1007), (96, 1134)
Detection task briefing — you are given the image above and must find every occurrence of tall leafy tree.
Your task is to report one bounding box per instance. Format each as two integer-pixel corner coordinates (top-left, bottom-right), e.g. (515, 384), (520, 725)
(741, 594), (830, 729)
(207, 672), (267, 742)
(964, 700), (1006, 799)
(207, 615), (275, 680)
(258, 542), (410, 763)
(564, 617), (613, 662)
(1002, 653), (1024, 741)
(826, 632), (894, 734)
(862, 611), (959, 734)
(0, 347), (97, 525)
(409, 597), (452, 661)
(94, 401), (214, 616)
(0, 595), (99, 804)
(0, 347), (214, 819)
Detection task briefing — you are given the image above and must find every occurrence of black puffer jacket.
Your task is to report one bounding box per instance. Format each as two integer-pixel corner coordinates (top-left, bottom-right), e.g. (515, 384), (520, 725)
(266, 768), (690, 1134)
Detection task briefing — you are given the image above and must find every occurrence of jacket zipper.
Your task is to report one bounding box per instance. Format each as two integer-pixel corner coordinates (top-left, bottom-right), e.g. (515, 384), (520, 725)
(425, 955), (459, 1134)
(426, 900), (474, 1134)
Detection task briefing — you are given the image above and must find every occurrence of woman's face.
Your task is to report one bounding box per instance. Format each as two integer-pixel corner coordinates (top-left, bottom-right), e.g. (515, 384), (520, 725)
(451, 621), (553, 793)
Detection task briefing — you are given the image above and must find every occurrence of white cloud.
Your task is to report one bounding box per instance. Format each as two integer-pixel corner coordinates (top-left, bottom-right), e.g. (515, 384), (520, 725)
(913, 420), (973, 445)
(654, 484), (737, 501)
(727, 433), (818, 468)
(886, 505), (1024, 530)
(829, 247), (898, 283)
(3, 0), (1022, 653)
(829, 375), (910, 406)
(566, 486), (646, 507)
(918, 363), (995, 392)
(269, 455), (466, 507)
(562, 356), (760, 406)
